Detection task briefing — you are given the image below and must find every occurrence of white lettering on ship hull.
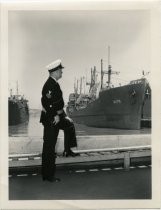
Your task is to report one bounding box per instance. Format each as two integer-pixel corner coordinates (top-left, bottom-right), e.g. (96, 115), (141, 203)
(113, 99), (122, 104)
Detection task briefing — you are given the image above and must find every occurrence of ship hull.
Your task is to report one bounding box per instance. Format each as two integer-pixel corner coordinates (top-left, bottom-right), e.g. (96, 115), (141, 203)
(67, 79), (151, 130)
(9, 100), (29, 126)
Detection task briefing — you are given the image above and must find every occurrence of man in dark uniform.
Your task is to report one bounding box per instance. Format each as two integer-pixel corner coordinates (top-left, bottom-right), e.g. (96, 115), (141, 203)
(40, 59), (79, 182)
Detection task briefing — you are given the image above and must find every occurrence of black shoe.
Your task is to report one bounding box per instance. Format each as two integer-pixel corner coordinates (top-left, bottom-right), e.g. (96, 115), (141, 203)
(43, 177), (61, 182)
(63, 150), (80, 157)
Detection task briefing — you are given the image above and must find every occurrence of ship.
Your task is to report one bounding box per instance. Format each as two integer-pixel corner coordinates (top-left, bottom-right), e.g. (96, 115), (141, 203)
(8, 82), (29, 126)
(66, 47), (151, 130)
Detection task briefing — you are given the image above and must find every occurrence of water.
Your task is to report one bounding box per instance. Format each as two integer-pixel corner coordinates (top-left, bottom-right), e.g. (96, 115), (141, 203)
(9, 110), (151, 138)
(9, 110), (43, 137)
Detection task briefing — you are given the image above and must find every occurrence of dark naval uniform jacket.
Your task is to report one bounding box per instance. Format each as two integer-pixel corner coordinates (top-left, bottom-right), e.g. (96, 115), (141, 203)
(40, 76), (66, 126)
(40, 76), (77, 150)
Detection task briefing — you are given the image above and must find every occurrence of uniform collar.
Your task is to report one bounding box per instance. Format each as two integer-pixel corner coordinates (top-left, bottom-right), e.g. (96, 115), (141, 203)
(50, 75), (57, 82)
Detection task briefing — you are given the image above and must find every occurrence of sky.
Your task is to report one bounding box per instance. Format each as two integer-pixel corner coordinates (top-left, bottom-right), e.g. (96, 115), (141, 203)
(8, 10), (151, 109)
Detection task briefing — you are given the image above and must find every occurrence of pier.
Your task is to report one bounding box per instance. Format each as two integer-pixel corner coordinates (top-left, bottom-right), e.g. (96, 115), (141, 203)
(9, 127), (151, 172)
(9, 123), (151, 200)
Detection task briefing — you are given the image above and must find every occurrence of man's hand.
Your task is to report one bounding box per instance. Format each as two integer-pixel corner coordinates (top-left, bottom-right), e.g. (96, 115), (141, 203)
(53, 115), (60, 125)
(65, 116), (73, 123)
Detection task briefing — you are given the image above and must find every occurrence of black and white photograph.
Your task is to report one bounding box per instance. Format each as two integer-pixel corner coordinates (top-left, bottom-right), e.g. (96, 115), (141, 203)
(0, 0), (161, 209)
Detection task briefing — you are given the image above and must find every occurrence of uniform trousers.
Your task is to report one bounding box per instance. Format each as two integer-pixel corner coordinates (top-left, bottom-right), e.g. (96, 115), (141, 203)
(42, 117), (77, 179)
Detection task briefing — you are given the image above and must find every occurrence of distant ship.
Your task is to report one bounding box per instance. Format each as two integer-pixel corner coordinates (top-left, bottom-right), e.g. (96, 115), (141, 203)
(8, 82), (29, 126)
(66, 47), (151, 130)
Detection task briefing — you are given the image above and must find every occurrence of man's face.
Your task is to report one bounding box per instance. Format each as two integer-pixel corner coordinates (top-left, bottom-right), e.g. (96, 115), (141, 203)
(57, 68), (63, 80)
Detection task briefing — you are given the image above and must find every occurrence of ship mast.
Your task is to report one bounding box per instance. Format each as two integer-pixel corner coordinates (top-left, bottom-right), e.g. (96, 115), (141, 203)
(107, 46), (112, 87)
(80, 77), (83, 94)
(101, 59), (104, 89)
(74, 78), (78, 95)
(83, 76), (86, 94)
(77, 79), (79, 94)
(102, 46), (119, 88)
(10, 89), (13, 97)
(93, 66), (96, 84)
(16, 81), (19, 95)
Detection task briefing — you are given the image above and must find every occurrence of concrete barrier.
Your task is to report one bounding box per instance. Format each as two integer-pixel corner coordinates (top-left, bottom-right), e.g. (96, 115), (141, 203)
(9, 134), (151, 154)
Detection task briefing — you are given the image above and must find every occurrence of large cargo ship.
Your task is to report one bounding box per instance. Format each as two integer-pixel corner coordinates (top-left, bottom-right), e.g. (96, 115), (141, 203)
(8, 84), (29, 126)
(66, 48), (151, 130)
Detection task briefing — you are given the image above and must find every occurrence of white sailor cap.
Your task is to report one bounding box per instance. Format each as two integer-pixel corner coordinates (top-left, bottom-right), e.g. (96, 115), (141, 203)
(46, 59), (64, 72)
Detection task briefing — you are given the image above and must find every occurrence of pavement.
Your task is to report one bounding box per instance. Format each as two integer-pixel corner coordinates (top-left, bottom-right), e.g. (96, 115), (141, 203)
(9, 165), (151, 200)
(8, 127), (152, 206)
(9, 125), (151, 175)
(9, 134), (151, 171)
(9, 133), (151, 154)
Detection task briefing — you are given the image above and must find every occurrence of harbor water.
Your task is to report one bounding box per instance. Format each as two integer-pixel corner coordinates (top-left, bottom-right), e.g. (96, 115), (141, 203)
(9, 109), (151, 138)
(9, 110), (44, 138)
